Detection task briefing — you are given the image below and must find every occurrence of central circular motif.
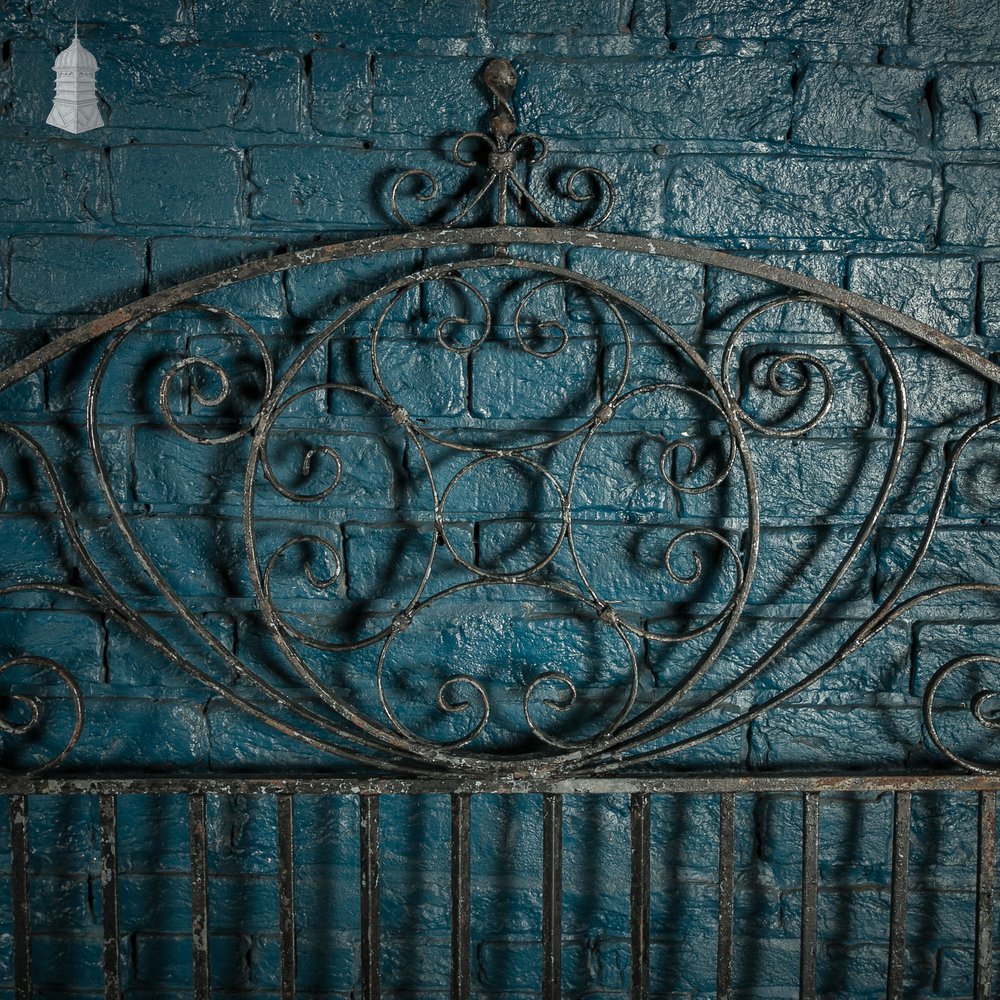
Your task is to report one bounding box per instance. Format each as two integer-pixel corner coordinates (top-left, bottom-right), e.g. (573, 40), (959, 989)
(229, 253), (760, 766)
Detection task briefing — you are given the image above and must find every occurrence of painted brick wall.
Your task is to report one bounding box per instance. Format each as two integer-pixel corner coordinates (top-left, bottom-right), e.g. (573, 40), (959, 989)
(0, 0), (999, 995)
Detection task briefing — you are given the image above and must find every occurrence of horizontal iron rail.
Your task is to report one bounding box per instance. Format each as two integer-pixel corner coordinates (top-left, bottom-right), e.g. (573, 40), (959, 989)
(1, 226), (998, 393)
(2, 771), (999, 796)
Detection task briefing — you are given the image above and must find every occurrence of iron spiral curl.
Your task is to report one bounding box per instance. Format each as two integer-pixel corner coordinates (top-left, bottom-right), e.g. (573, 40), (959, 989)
(0, 657), (84, 774)
(157, 303), (275, 446)
(924, 654), (1000, 775)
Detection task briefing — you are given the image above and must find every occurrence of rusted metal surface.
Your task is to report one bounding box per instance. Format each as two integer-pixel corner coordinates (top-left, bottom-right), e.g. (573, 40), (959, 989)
(450, 793), (472, 1000)
(629, 792), (651, 1000)
(799, 792), (819, 1000)
(389, 58), (613, 231)
(541, 793), (563, 1000)
(189, 793), (211, 1000)
(3, 771), (1000, 796)
(277, 794), (297, 1000)
(975, 790), (996, 1000)
(716, 792), (735, 1000)
(886, 791), (912, 1000)
(99, 793), (121, 1000)
(9, 795), (30, 1000)
(360, 793), (382, 1000)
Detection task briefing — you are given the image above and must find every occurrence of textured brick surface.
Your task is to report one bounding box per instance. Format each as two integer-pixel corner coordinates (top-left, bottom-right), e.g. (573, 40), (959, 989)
(192, 0), (481, 42)
(0, 142), (103, 223)
(8, 234), (146, 317)
(248, 146), (398, 227)
(668, 0), (908, 44)
(310, 49), (372, 137)
(0, 0), (998, 995)
(791, 63), (930, 153)
(979, 260), (1000, 342)
(910, 0), (1000, 51)
(100, 45), (302, 134)
(937, 64), (1000, 151)
(846, 255), (976, 340)
(942, 165), (1000, 247)
(518, 56), (795, 144)
(665, 156), (937, 242)
(111, 144), (244, 227)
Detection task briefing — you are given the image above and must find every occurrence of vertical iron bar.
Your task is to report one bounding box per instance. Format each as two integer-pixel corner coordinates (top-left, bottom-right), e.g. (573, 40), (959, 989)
(189, 792), (211, 1000)
(451, 794), (472, 1000)
(277, 794), (296, 1000)
(99, 794), (121, 1000)
(717, 792), (735, 1000)
(360, 793), (381, 1000)
(542, 793), (562, 1000)
(630, 793), (651, 1000)
(975, 790), (995, 1000)
(9, 795), (30, 1000)
(799, 792), (819, 1000)
(886, 791), (911, 1000)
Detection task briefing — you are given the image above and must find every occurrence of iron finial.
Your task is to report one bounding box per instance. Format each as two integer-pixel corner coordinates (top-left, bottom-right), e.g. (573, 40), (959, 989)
(483, 58), (517, 141)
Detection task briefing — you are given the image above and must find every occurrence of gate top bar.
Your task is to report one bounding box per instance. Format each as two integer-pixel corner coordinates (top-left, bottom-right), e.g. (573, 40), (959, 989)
(2, 226), (998, 395)
(4, 771), (1000, 796)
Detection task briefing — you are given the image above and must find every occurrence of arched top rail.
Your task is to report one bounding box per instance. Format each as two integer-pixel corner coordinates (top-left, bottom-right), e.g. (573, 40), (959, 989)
(2, 225), (999, 394)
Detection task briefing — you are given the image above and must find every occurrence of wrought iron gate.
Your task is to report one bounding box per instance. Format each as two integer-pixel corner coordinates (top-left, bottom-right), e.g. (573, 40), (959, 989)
(0, 59), (998, 998)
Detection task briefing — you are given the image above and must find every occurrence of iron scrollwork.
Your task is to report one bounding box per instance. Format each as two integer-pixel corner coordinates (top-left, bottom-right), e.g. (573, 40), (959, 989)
(0, 59), (999, 776)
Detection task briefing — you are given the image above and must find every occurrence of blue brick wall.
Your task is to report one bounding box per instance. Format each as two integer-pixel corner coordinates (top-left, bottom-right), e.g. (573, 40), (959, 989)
(1, 0), (999, 995)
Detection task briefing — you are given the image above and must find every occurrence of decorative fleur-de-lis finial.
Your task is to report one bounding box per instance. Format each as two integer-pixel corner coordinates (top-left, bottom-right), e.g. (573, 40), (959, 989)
(483, 58), (517, 143)
(388, 56), (615, 231)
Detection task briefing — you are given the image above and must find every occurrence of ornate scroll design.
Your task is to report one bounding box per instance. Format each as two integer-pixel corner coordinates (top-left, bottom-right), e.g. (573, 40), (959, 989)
(3, 256), (999, 777)
(0, 60), (998, 776)
(389, 58), (615, 231)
